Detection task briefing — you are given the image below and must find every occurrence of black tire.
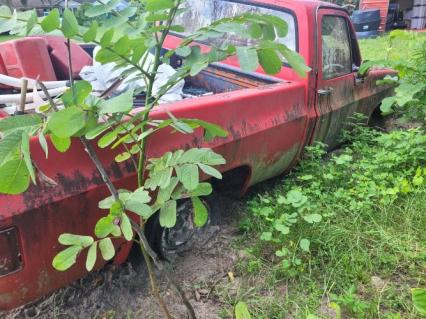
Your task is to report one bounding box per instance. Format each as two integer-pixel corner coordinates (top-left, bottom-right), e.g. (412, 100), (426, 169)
(145, 193), (223, 261)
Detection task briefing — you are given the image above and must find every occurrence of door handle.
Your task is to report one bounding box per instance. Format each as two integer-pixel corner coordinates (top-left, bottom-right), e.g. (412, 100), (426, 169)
(318, 87), (333, 96)
(355, 76), (364, 85)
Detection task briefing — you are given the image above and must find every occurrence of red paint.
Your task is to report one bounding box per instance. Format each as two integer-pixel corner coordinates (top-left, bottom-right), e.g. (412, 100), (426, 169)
(41, 36), (93, 80)
(0, 0), (395, 310)
(0, 37), (57, 81)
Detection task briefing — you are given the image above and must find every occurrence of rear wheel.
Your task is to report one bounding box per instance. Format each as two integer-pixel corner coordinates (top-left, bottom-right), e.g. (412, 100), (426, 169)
(145, 194), (221, 260)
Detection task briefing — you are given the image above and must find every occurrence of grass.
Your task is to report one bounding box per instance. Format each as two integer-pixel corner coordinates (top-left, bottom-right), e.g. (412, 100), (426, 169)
(211, 32), (426, 319)
(358, 31), (426, 61)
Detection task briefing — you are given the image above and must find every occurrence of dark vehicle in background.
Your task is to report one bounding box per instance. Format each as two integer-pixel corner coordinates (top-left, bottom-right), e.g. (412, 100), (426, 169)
(386, 3), (407, 30)
(351, 9), (381, 38)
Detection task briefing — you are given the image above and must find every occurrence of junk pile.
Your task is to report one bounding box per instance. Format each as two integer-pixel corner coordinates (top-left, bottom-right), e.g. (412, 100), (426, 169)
(0, 38), (213, 116)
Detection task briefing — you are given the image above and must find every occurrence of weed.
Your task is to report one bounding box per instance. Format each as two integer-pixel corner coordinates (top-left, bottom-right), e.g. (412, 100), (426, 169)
(220, 123), (426, 318)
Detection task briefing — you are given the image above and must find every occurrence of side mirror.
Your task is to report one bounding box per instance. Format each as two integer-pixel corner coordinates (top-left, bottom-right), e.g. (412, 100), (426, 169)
(352, 64), (360, 73)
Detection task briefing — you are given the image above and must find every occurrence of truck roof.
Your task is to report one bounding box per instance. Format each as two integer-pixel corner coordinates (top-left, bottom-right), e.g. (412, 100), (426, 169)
(259, 0), (342, 11)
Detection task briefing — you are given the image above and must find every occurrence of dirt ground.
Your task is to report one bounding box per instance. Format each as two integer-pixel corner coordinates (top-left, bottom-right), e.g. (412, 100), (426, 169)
(1, 199), (244, 319)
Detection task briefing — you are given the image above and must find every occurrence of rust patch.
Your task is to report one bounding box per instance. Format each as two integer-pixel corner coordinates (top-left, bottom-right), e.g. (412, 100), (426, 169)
(250, 144), (300, 185)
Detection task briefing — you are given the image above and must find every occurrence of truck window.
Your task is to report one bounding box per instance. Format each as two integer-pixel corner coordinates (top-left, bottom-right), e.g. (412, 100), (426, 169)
(173, 0), (297, 52)
(321, 16), (352, 79)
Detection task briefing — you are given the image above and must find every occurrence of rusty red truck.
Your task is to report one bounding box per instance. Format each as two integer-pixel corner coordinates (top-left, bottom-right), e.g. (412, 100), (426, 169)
(0, 0), (394, 311)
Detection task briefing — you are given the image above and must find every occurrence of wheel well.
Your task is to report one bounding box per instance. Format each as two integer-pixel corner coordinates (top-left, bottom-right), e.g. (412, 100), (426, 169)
(212, 165), (251, 198)
(368, 104), (385, 128)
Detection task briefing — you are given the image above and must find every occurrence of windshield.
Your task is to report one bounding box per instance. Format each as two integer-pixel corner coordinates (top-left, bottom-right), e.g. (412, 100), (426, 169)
(174, 0), (297, 52)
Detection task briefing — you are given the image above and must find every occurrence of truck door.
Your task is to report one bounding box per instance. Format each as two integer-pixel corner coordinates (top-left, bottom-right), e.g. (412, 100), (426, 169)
(313, 9), (363, 149)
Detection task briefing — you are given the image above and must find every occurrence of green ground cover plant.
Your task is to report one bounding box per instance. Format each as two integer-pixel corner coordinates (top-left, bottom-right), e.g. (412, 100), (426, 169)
(216, 31), (426, 319)
(360, 31), (426, 123)
(225, 121), (426, 318)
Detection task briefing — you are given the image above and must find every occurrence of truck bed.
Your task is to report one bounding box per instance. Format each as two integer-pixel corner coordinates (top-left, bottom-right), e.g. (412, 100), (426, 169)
(132, 62), (281, 107)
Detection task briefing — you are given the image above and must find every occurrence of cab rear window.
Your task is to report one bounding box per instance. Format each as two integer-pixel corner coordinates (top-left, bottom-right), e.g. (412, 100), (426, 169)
(173, 0), (297, 52)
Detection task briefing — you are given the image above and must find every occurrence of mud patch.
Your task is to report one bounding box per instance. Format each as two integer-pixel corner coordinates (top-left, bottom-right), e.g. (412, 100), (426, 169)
(1, 199), (244, 319)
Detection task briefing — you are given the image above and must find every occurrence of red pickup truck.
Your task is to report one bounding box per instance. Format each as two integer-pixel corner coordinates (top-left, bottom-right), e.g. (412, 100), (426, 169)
(0, 0), (394, 311)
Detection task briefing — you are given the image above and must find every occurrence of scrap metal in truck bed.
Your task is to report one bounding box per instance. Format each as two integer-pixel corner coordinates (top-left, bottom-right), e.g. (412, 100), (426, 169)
(0, 0), (395, 310)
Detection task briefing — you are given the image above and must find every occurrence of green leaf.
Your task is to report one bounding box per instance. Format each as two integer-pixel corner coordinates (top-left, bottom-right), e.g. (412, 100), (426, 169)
(125, 188), (152, 218)
(127, 187), (151, 204)
(145, 0), (175, 12)
(190, 60), (209, 76)
(50, 134), (71, 153)
(0, 6), (11, 17)
(85, 0), (119, 17)
(59, 234), (94, 247)
(274, 223), (290, 234)
(85, 122), (111, 140)
(170, 25), (185, 32)
(236, 47), (259, 72)
(99, 237), (115, 261)
(121, 213), (133, 241)
(303, 214), (322, 224)
(279, 45), (311, 77)
(48, 106), (86, 138)
(110, 200), (124, 216)
(61, 8), (79, 38)
(98, 131), (117, 148)
(126, 201), (152, 218)
(83, 21), (98, 43)
(95, 48), (121, 64)
(41, 8), (60, 32)
(86, 242), (97, 271)
(258, 49), (282, 74)
(100, 28), (114, 47)
(287, 189), (303, 203)
(261, 23), (276, 40)
(0, 130), (22, 167)
(62, 81), (93, 107)
(0, 159), (30, 195)
(159, 200), (177, 228)
(0, 114), (42, 133)
(235, 301), (252, 319)
(99, 90), (134, 114)
(21, 131), (36, 184)
(260, 232), (272, 241)
(260, 14), (288, 37)
(114, 35), (130, 55)
(157, 177), (179, 204)
(99, 195), (116, 209)
(198, 163), (222, 179)
(248, 23), (263, 38)
(299, 238), (310, 252)
(380, 97), (396, 114)
(412, 288), (426, 315)
(38, 133), (49, 158)
(52, 245), (81, 271)
(26, 10), (38, 35)
(95, 215), (116, 238)
(115, 152), (131, 163)
(395, 82), (426, 106)
(192, 197), (208, 227)
(189, 183), (213, 197)
(177, 163), (199, 191)
(275, 247), (289, 257)
(175, 46), (191, 57)
(0, 8), (16, 34)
